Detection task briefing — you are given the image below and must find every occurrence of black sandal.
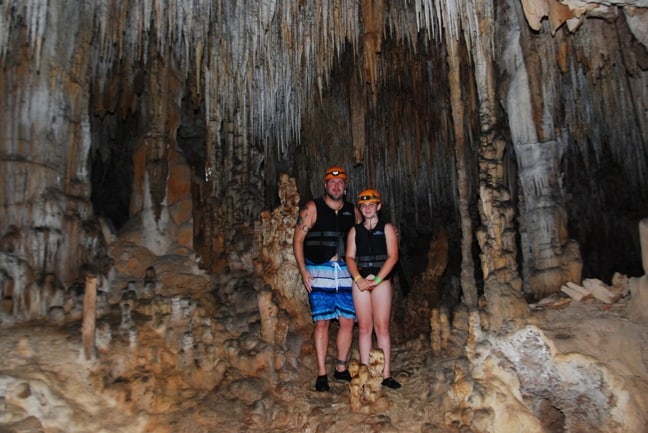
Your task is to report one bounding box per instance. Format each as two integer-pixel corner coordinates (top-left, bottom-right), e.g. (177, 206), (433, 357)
(334, 359), (351, 382)
(315, 374), (330, 392)
(381, 377), (401, 389)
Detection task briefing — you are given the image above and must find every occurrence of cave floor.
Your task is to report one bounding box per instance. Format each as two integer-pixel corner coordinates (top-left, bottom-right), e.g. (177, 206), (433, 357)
(1, 296), (647, 433)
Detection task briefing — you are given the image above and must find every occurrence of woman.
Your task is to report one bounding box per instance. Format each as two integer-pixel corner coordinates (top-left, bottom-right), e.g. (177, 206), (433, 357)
(345, 188), (401, 389)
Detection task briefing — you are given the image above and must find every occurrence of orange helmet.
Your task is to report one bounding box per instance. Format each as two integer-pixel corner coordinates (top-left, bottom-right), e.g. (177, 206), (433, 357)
(358, 188), (381, 205)
(324, 166), (348, 182)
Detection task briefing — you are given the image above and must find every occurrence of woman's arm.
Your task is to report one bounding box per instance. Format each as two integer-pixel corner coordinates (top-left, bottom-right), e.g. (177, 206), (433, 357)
(375, 222), (399, 283)
(347, 226), (375, 292)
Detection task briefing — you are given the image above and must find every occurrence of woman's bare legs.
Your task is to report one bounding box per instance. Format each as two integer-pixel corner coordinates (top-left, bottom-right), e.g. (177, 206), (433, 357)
(353, 285), (374, 365)
(371, 281), (393, 378)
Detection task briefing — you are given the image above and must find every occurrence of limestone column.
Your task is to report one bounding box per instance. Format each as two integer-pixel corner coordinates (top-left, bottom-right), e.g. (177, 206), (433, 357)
(127, 57), (194, 256)
(515, 140), (581, 298)
(0, 2), (103, 291)
(461, 0), (528, 328)
(500, 0), (582, 299)
(640, 219), (648, 275)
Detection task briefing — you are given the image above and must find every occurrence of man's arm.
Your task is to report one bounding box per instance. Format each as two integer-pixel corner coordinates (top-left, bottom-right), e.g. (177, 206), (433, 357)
(293, 200), (316, 291)
(353, 206), (363, 224)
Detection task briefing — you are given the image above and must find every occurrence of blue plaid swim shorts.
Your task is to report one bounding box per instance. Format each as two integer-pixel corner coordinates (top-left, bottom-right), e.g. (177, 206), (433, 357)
(306, 260), (356, 321)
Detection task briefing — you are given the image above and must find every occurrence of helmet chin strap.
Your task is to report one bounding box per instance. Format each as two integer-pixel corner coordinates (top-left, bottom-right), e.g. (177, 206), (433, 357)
(365, 214), (378, 230)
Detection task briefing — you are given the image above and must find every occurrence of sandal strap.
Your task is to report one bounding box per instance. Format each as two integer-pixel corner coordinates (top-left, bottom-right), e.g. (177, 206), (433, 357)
(336, 358), (347, 366)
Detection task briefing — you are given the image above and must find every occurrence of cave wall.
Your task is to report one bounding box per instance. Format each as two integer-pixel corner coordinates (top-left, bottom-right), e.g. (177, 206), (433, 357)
(0, 1), (108, 291)
(501, 1), (648, 288)
(1, 0), (647, 324)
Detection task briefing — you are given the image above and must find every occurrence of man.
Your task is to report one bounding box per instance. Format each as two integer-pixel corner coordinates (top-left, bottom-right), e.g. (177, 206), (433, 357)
(293, 166), (362, 392)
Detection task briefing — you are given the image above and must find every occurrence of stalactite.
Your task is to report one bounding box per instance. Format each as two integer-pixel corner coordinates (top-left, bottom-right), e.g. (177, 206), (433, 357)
(349, 72), (367, 165)
(9, 0), (451, 201)
(443, 18), (478, 308)
(4, 0), (646, 183)
(361, 0), (385, 106)
(26, 0), (47, 70)
(2, 0), (647, 311)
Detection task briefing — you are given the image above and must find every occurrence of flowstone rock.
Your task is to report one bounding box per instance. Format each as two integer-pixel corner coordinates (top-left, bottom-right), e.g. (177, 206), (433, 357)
(255, 173), (310, 332)
(449, 324), (646, 433)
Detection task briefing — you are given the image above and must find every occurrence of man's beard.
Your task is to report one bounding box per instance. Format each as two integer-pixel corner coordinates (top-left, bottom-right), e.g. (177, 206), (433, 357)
(326, 191), (344, 201)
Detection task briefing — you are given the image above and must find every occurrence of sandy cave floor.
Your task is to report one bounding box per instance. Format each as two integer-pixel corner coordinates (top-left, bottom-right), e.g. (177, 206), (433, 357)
(1, 296), (648, 433)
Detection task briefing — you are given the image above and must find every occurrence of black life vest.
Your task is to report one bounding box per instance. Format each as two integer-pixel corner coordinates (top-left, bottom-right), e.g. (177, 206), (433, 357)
(304, 197), (356, 264)
(354, 220), (394, 280)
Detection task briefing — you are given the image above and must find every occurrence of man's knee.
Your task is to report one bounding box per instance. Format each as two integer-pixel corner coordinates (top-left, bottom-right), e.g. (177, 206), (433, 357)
(339, 318), (354, 330)
(315, 319), (330, 330)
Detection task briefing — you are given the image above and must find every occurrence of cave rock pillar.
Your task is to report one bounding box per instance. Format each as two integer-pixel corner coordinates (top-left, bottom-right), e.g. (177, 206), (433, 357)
(122, 55), (194, 257)
(515, 140), (582, 299)
(463, 0), (528, 328)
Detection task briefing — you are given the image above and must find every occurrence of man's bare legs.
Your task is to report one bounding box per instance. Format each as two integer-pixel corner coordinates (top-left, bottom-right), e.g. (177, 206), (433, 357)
(315, 317), (354, 374)
(314, 319), (330, 376)
(314, 317), (353, 391)
(336, 316), (355, 372)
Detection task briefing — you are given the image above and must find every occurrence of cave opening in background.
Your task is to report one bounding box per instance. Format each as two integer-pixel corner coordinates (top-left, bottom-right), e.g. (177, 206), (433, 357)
(563, 140), (646, 283)
(89, 112), (139, 232)
(176, 96), (207, 262)
(176, 98), (206, 181)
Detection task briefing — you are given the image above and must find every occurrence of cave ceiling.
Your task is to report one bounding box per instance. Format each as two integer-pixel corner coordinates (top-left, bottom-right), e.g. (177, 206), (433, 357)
(0, 0), (647, 303)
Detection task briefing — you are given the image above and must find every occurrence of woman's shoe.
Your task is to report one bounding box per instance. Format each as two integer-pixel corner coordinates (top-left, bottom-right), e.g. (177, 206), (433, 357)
(381, 377), (401, 389)
(334, 369), (351, 381)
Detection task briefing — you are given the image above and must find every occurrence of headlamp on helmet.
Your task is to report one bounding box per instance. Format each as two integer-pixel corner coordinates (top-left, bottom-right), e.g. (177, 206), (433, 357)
(358, 188), (381, 205)
(324, 166), (348, 182)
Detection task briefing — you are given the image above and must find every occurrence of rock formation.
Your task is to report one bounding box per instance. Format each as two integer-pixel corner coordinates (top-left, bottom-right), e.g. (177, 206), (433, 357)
(1, 0), (647, 432)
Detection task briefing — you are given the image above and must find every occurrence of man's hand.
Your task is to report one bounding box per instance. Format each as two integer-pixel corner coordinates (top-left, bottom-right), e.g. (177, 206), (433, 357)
(300, 270), (314, 292)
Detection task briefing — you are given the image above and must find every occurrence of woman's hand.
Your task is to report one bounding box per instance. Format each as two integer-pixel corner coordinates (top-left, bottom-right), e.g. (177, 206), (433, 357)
(355, 276), (377, 292)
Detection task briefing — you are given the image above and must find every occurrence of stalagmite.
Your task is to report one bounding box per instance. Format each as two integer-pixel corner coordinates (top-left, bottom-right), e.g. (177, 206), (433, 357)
(82, 273), (97, 360)
(430, 308), (441, 357)
(258, 288), (279, 344)
(439, 306), (451, 355)
(348, 360), (369, 413)
(464, 309), (481, 361)
(119, 282), (137, 330)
